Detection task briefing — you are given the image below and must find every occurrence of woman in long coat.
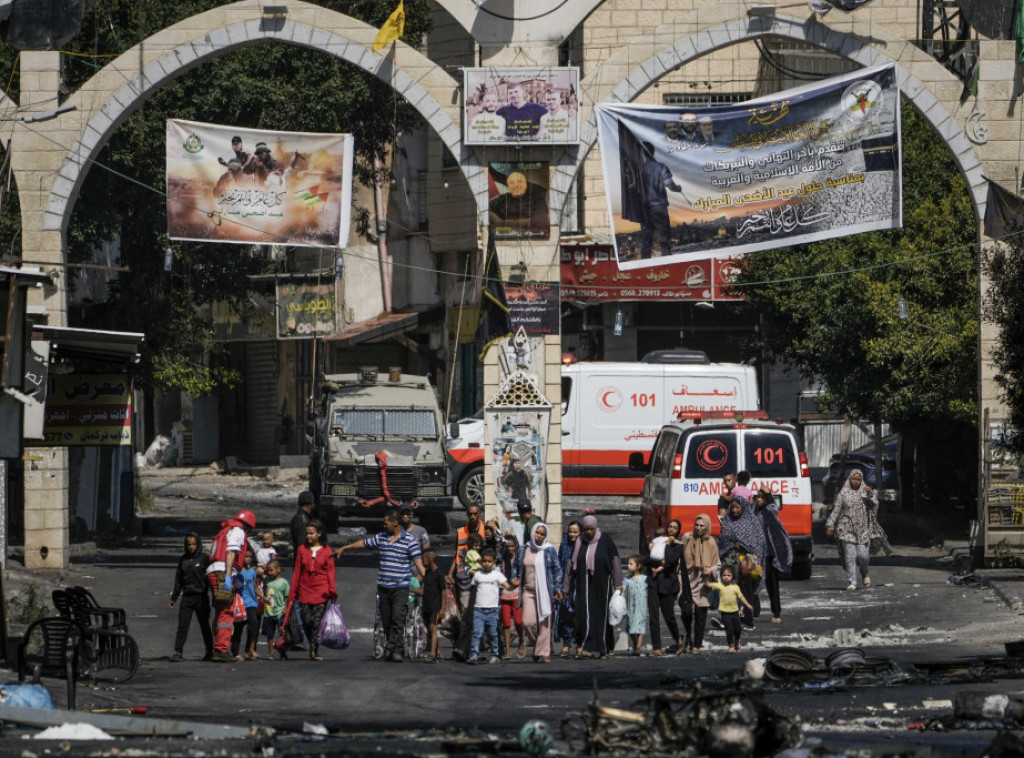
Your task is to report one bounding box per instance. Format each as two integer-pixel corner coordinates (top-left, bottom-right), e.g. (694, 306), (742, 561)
(516, 522), (563, 663)
(679, 513), (720, 654)
(564, 514), (623, 659)
(718, 497), (767, 627)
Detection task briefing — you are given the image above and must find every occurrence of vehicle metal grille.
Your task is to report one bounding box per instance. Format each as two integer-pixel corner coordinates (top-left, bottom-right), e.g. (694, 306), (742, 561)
(363, 467), (416, 499)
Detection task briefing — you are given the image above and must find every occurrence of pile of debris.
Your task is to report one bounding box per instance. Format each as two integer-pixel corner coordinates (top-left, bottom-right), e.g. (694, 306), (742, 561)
(561, 681), (800, 757)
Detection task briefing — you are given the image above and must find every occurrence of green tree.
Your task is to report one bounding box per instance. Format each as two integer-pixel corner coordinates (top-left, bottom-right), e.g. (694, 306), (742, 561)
(737, 105), (978, 510)
(983, 230), (1024, 461)
(5, 0), (431, 396)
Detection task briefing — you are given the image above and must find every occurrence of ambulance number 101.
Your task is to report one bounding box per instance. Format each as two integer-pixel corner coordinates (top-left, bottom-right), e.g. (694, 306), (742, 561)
(631, 393), (655, 407)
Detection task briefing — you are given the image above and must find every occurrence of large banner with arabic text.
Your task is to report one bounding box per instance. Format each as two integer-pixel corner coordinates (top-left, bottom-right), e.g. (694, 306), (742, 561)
(595, 64), (901, 269)
(166, 119), (354, 248)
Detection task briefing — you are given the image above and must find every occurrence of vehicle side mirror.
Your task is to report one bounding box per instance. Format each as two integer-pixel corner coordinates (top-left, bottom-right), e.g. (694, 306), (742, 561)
(447, 422), (460, 439)
(628, 452), (649, 473)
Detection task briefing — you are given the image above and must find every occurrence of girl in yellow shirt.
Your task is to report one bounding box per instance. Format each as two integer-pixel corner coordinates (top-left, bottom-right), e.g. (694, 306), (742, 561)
(710, 566), (754, 652)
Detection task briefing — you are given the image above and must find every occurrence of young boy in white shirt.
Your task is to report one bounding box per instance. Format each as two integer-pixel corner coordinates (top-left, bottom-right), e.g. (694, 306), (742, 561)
(469, 548), (518, 664)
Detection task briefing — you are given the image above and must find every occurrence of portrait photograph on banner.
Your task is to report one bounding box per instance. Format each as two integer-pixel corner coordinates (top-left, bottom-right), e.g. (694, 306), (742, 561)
(166, 120), (354, 248)
(464, 68), (579, 145)
(595, 64), (902, 269)
(488, 162), (550, 240)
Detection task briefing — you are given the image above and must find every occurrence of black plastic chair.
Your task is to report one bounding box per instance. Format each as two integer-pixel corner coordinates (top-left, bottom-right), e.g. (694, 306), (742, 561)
(17, 617), (81, 710)
(68, 586), (127, 630)
(51, 589), (140, 683)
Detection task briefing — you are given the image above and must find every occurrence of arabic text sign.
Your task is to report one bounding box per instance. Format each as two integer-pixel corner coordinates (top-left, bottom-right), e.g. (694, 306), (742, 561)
(276, 281), (336, 339)
(560, 244), (745, 302)
(166, 120), (354, 248)
(44, 374), (131, 447)
(464, 68), (580, 146)
(595, 64), (901, 269)
(507, 282), (559, 335)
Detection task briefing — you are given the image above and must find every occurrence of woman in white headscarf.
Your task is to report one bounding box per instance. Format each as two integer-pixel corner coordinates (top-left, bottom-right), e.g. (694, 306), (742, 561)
(517, 522), (563, 663)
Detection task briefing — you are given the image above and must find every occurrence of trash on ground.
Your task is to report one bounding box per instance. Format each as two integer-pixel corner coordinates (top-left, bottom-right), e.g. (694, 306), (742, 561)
(562, 681), (799, 756)
(32, 723), (113, 740)
(0, 685), (53, 709)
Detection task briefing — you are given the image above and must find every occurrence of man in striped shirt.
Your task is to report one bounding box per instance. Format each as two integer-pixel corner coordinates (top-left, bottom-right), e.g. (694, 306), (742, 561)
(335, 507), (425, 662)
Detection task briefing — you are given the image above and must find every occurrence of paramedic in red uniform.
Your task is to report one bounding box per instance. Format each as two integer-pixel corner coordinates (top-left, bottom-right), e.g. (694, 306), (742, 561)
(205, 509), (257, 662)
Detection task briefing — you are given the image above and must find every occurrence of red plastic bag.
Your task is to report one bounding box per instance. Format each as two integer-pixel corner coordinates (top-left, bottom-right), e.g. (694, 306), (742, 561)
(231, 593), (246, 621)
(437, 587), (460, 640)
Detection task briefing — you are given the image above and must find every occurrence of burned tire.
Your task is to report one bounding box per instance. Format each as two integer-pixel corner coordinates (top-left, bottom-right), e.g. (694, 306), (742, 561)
(457, 464), (484, 509)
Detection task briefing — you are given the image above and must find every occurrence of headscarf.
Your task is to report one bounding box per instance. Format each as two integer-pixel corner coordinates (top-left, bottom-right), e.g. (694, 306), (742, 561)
(571, 515), (602, 575)
(684, 514), (718, 569)
(528, 522), (554, 622)
(718, 496), (766, 560)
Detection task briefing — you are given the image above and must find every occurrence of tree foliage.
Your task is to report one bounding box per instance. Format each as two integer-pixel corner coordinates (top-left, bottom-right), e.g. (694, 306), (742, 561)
(737, 105), (978, 432)
(6, 0), (432, 396)
(983, 231), (1024, 457)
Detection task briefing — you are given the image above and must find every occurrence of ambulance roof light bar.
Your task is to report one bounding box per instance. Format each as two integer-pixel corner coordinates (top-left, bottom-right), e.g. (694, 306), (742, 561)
(677, 409), (771, 424)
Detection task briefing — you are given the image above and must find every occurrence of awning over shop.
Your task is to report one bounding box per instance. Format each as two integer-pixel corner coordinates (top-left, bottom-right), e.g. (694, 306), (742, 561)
(38, 326), (145, 365)
(325, 305), (443, 346)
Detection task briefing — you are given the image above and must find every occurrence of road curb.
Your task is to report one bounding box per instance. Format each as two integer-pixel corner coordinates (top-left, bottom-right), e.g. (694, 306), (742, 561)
(976, 570), (1024, 611)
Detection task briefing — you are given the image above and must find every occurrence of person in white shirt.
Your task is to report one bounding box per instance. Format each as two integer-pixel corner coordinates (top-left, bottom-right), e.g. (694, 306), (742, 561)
(468, 91), (504, 143)
(538, 90), (574, 142)
(468, 548), (518, 664)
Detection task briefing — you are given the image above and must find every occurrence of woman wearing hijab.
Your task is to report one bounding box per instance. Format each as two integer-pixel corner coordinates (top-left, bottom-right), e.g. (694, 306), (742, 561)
(564, 514), (623, 659)
(643, 519), (685, 655)
(718, 497), (767, 628)
(754, 487), (793, 623)
(516, 522), (563, 663)
(826, 470), (890, 590)
(555, 520), (582, 658)
(679, 514), (719, 654)
(284, 520), (337, 661)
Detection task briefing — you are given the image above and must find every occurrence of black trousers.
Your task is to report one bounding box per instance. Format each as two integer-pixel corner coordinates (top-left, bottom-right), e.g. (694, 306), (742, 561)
(640, 205), (672, 258)
(231, 607), (259, 655)
(679, 602), (708, 649)
(647, 586), (680, 651)
(455, 587), (477, 658)
(174, 592), (213, 656)
(721, 610), (742, 646)
(379, 586), (408, 659)
(738, 575), (760, 627)
(764, 562), (782, 618)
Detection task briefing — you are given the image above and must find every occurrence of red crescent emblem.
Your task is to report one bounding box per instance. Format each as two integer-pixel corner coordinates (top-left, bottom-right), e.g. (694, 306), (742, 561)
(696, 439), (728, 471)
(596, 386), (622, 413)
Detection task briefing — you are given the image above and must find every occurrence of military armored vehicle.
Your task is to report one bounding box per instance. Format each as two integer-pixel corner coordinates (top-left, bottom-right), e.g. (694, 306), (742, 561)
(308, 367), (454, 534)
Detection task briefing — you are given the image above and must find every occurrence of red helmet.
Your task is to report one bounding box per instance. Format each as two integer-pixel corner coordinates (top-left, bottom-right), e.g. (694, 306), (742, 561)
(235, 510), (256, 529)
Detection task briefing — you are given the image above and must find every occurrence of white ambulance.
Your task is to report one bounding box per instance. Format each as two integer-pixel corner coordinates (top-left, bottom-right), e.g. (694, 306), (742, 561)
(446, 350), (759, 506)
(561, 351), (759, 496)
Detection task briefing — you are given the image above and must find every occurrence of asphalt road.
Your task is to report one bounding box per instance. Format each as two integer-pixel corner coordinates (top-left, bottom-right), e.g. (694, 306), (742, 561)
(3, 469), (1022, 755)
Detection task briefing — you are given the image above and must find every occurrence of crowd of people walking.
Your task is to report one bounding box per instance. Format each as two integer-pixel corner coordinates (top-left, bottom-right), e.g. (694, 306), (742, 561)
(170, 470), (888, 662)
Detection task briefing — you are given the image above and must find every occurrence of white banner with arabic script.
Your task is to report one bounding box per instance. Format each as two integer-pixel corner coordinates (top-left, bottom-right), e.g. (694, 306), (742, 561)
(595, 64), (901, 269)
(166, 119), (354, 248)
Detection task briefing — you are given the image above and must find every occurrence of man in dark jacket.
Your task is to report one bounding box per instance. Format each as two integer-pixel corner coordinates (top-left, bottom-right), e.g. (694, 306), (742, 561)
(169, 532), (213, 661)
(291, 490), (315, 553)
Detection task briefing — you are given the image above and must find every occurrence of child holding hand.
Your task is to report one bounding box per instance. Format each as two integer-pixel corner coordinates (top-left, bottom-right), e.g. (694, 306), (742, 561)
(710, 566), (754, 652)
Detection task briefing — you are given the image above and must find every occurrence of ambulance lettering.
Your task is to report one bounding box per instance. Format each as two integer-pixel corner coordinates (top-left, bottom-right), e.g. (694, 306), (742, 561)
(672, 404), (738, 414)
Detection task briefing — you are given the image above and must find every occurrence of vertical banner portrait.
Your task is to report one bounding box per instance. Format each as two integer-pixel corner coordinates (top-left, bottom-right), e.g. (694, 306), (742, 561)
(488, 162), (550, 240)
(464, 68), (580, 145)
(487, 410), (548, 544)
(166, 120), (354, 248)
(595, 64), (901, 269)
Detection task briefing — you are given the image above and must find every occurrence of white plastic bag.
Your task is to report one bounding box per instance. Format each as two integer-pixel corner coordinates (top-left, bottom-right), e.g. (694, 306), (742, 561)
(608, 589), (627, 626)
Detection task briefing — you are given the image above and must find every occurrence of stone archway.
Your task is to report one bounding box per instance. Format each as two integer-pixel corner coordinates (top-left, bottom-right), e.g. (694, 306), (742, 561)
(19, 0), (488, 240)
(551, 11), (988, 226)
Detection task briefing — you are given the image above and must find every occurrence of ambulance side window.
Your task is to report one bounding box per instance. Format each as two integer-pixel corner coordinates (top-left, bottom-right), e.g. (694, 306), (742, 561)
(682, 432), (737, 479)
(561, 377), (572, 415)
(744, 431), (797, 477)
(650, 431), (680, 477)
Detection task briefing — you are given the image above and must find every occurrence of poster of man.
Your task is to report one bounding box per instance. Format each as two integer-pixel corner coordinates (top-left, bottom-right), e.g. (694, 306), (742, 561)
(166, 120), (354, 248)
(488, 162), (550, 240)
(464, 68), (579, 145)
(487, 410), (546, 544)
(594, 64), (901, 269)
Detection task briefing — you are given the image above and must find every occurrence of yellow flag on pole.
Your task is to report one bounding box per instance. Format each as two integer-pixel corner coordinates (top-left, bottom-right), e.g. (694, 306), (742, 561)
(372, 1), (405, 52)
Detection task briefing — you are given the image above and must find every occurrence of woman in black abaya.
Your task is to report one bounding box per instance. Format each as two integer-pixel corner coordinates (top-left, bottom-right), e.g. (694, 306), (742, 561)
(564, 514), (623, 658)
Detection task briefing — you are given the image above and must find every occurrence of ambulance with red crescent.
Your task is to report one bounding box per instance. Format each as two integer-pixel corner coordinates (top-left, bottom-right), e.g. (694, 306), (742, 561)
(445, 350), (758, 507)
(629, 411), (815, 579)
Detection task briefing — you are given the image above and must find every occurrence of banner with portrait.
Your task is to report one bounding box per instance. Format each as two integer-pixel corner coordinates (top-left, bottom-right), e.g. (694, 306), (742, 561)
(488, 162), (550, 240)
(595, 64), (901, 270)
(464, 68), (579, 145)
(166, 119), (354, 248)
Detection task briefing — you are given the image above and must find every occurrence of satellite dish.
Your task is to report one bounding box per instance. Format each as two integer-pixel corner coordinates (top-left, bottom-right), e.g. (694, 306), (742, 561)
(5, 0), (96, 51)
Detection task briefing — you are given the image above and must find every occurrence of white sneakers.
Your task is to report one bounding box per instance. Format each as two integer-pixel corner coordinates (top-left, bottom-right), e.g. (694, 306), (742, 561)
(845, 584), (857, 591)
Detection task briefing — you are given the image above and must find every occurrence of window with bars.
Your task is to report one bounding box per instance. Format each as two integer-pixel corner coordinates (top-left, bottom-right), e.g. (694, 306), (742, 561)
(662, 92), (752, 107)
